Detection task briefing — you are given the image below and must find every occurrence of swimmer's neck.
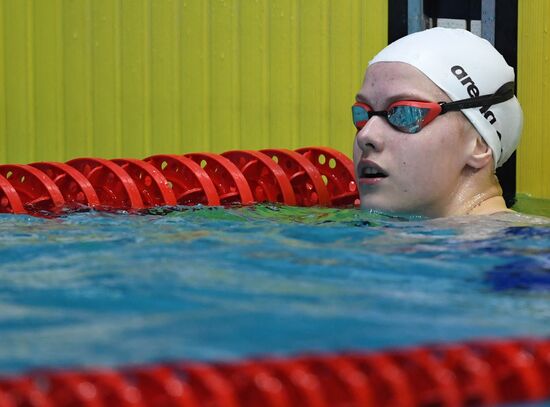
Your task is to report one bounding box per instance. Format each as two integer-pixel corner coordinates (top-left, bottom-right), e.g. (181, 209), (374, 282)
(464, 195), (511, 215)
(446, 169), (511, 217)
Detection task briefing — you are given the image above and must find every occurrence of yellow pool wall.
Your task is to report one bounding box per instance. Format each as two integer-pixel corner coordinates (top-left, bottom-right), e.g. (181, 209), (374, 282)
(0, 0), (547, 198)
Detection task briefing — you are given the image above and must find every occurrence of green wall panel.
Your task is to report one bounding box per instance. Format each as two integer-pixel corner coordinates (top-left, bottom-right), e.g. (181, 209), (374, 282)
(0, 0), (6, 164)
(151, 0), (181, 155)
(34, 0), (65, 162)
(121, 0), (150, 158)
(181, 0), (210, 153)
(4, 0), (35, 164)
(92, 0), (121, 158)
(63, 0), (93, 159)
(0, 0), (386, 164)
(517, 0), (550, 199)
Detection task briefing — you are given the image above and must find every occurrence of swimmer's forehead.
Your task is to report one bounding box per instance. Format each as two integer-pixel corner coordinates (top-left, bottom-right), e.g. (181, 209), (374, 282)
(355, 62), (450, 106)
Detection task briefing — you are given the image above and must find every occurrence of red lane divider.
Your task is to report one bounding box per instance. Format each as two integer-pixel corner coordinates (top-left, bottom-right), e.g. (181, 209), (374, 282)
(185, 153), (254, 205)
(265, 359), (327, 407)
(86, 370), (144, 406)
(352, 353), (414, 407)
(217, 361), (291, 407)
(144, 155), (220, 206)
(0, 377), (53, 407)
(467, 340), (547, 401)
(112, 159), (177, 208)
(66, 158), (144, 211)
(295, 355), (373, 407)
(0, 147), (359, 214)
(181, 363), (240, 407)
(260, 149), (330, 207)
(29, 162), (100, 210)
(1, 338), (550, 407)
(222, 150), (296, 206)
(124, 365), (200, 407)
(440, 344), (498, 405)
(0, 174), (26, 214)
(296, 147), (359, 207)
(0, 164), (65, 213)
(389, 348), (461, 406)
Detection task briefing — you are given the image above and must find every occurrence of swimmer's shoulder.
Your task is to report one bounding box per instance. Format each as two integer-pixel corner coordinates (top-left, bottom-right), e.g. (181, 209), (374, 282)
(425, 210), (550, 230)
(487, 210), (550, 226)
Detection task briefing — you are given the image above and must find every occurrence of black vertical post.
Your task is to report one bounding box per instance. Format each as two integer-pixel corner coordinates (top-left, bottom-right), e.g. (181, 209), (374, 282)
(388, 0), (409, 43)
(494, 0), (519, 207)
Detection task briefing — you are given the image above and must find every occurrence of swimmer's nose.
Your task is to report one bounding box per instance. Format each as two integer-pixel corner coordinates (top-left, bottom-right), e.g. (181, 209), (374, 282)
(355, 116), (385, 154)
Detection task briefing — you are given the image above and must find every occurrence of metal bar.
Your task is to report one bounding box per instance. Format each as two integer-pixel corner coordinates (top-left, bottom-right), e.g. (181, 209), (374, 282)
(481, 0), (496, 44)
(407, 0), (424, 34)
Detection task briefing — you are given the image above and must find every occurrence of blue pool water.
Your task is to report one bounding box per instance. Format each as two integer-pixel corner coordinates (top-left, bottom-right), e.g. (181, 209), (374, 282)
(0, 200), (549, 404)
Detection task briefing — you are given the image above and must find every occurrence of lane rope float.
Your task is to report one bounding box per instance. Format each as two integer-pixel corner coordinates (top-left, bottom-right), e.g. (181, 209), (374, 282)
(222, 150), (296, 206)
(0, 338), (549, 407)
(0, 147), (359, 215)
(0, 164), (65, 213)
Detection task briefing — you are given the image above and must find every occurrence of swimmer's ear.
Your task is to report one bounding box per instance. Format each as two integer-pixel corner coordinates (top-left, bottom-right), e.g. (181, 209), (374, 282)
(466, 136), (493, 169)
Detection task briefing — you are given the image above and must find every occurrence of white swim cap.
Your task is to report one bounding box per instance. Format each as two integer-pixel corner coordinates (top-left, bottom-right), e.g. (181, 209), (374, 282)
(369, 27), (523, 168)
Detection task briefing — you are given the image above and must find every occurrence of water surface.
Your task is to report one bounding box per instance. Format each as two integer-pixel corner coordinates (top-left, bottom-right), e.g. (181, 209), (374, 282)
(0, 197), (548, 394)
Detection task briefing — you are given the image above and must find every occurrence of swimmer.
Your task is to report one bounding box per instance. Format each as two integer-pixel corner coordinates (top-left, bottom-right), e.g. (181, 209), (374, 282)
(353, 27), (523, 218)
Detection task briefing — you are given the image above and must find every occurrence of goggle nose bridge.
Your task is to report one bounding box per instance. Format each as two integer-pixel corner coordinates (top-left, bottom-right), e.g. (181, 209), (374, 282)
(366, 109), (390, 119)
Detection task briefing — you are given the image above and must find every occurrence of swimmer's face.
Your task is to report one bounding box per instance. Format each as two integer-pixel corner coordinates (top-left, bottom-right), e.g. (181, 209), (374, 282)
(353, 62), (473, 217)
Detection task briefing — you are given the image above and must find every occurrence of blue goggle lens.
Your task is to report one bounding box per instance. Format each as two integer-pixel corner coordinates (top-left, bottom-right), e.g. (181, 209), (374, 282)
(352, 104), (432, 134)
(387, 106), (430, 134)
(352, 105), (370, 130)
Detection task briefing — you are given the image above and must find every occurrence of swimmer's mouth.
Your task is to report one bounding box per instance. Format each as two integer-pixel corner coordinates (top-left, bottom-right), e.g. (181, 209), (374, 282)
(357, 161), (388, 181)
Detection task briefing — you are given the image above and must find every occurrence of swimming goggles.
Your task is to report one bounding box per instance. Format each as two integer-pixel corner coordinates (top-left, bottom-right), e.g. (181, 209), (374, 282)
(352, 82), (515, 134)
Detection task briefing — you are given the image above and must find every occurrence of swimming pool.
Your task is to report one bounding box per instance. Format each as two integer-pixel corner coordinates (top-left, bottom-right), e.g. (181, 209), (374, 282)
(0, 196), (549, 405)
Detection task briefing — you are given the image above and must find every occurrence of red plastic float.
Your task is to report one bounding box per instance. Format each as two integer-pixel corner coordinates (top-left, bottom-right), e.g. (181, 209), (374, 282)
(0, 174), (26, 214)
(467, 340), (547, 403)
(29, 162), (100, 210)
(221, 150), (296, 206)
(295, 147), (359, 207)
(260, 149), (330, 207)
(0, 377), (53, 407)
(442, 342), (503, 405)
(350, 353), (415, 406)
(181, 363), (240, 407)
(0, 164), (65, 213)
(388, 348), (462, 406)
(76, 369), (144, 407)
(112, 159), (177, 208)
(144, 155), (220, 206)
(123, 365), (200, 407)
(532, 340), (550, 389)
(0, 147), (363, 213)
(295, 355), (373, 406)
(216, 361), (291, 407)
(0, 392), (13, 407)
(35, 371), (100, 407)
(1, 338), (550, 406)
(66, 158), (144, 211)
(262, 359), (327, 407)
(185, 153), (254, 205)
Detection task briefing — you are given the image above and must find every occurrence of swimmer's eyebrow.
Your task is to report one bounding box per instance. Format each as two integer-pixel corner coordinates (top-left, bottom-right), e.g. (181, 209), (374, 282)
(355, 92), (434, 106)
(355, 93), (369, 104)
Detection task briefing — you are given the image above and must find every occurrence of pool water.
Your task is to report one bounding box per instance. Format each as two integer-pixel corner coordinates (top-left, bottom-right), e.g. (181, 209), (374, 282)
(0, 195), (549, 404)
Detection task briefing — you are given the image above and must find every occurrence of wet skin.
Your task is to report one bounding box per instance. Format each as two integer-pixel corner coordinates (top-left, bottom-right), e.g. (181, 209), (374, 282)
(353, 62), (503, 218)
